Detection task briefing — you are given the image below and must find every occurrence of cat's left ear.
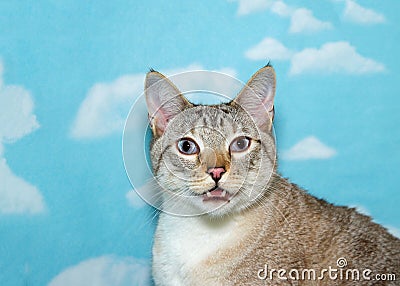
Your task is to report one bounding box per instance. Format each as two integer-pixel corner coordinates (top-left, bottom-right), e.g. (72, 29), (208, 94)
(233, 65), (276, 130)
(145, 71), (192, 137)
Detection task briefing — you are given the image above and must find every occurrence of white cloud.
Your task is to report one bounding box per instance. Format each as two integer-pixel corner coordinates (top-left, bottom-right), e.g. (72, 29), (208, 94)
(387, 226), (400, 239)
(230, 0), (332, 34)
(168, 66), (239, 101)
(48, 256), (151, 286)
(0, 158), (45, 214)
(289, 8), (333, 34)
(270, 0), (292, 17)
(124, 179), (167, 211)
(0, 60), (45, 215)
(245, 37), (293, 61)
(126, 190), (146, 208)
(343, 0), (385, 25)
(350, 204), (400, 239)
(281, 136), (336, 160)
(289, 41), (385, 75)
(70, 74), (144, 139)
(230, 0), (272, 15)
(271, 0), (295, 17)
(71, 64), (237, 139)
(246, 39), (385, 76)
(0, 71), (40, 143)
(350, 204), (370, 216)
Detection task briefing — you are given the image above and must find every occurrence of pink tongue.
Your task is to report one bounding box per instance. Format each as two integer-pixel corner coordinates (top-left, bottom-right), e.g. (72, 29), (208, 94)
(203, 188), (230, 202)
(210, 189), (223, 196)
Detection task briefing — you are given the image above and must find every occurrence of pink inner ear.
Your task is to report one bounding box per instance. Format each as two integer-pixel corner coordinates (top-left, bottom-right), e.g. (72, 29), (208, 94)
(150, 108), (168, 135)
(247, 98), (274, 129)
(264, 99), (274, 120)
(147, 93), (169, 134)
(263, 97), (274, 112)
(145, 72), (190, 136)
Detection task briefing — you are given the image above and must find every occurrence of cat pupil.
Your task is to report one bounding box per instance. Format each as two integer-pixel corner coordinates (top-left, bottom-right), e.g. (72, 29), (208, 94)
(182, 141), (191, 152)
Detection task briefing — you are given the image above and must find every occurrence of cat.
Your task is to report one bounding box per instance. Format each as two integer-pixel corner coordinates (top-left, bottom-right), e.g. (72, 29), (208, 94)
(144, 65), (400, 285)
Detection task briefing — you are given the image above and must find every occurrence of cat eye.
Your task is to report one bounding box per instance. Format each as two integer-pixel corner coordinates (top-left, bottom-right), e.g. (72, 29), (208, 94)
(177, 138), (199, 155)
(230, 136), (251, 153)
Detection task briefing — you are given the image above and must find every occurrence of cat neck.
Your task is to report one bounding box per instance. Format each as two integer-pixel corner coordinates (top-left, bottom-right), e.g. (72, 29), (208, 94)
(154, 174), (290, 280)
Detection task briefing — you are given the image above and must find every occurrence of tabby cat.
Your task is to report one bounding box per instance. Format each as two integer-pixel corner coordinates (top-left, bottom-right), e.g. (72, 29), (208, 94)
(144, 65), (400, 285)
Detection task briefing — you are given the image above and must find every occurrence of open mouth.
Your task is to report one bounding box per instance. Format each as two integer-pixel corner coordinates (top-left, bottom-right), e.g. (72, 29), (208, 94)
(202, 187), (231, 202)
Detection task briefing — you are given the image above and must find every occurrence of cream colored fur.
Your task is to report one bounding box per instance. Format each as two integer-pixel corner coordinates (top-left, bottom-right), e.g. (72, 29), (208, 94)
(145, 66), (400, 286)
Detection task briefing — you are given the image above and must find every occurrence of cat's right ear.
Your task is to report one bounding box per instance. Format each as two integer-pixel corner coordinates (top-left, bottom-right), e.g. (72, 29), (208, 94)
(144, 71), (192, 137)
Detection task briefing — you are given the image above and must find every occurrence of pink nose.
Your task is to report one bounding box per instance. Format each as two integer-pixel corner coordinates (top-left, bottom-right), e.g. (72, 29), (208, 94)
(207, 167), (226, 181)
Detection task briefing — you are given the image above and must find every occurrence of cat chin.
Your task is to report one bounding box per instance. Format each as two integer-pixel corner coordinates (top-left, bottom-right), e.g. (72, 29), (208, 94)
(189, 196), (231, 215)
(159, 187), (253, 217)
(200, 194), (263, 218)
(188, 194), (247, 218)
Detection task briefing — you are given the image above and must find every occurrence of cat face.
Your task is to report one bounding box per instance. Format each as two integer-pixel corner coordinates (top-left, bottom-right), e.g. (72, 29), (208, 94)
(145, 66), (277, 217)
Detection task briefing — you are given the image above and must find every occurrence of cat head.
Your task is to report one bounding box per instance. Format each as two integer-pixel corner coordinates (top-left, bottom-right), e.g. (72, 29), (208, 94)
(145, 66), (277, 217)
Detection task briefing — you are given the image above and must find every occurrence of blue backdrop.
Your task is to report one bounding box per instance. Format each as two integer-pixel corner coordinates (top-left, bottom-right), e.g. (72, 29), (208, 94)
(0, 1), (399, 285)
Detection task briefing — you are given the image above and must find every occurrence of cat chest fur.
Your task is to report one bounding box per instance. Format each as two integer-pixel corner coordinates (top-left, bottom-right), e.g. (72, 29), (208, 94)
(152, 212), (250, 286)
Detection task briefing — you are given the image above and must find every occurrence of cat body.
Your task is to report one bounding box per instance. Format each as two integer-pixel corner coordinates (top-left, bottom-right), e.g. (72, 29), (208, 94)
(144, 66), (400, 285)
(153, 176), (400, 285)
